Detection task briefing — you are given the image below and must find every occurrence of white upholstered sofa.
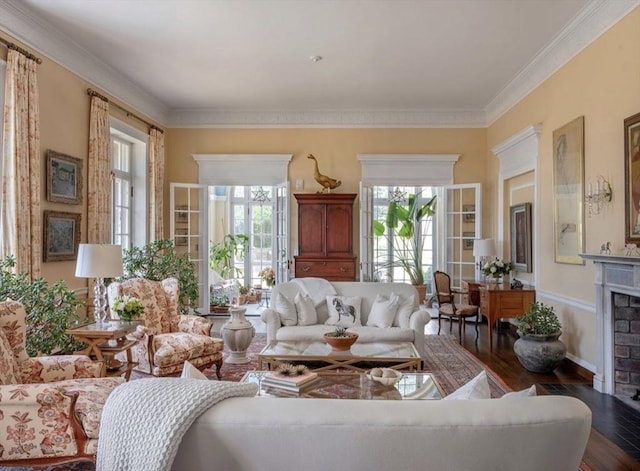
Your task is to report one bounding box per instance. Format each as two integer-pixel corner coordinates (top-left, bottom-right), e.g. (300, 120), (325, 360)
(260, 280), (430, 357)
(172, 394), (591, 471)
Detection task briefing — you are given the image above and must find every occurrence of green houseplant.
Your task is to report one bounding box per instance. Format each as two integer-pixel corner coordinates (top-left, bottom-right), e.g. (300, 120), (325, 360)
(0, 256), (84, 356)
(121, 239), (199, 314)
(513, 301), (566, 373)
(373, 193), (436, 300)
(209, 234), (249, 280)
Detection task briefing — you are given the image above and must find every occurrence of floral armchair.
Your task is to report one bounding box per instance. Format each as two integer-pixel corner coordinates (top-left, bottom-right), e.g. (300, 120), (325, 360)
(107, 277), (224, 378)
(0, 299), (125, 466)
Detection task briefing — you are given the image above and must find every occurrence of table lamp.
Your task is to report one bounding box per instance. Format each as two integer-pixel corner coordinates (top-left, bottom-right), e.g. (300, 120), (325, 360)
(75, 244), (124, 324)
(473, 238), (496, 278)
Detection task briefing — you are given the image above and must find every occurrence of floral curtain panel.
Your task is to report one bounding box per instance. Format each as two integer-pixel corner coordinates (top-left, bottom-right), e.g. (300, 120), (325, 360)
(1, 49), (41, 277)
(148, 127), (164, 241)
(87, 96), (111, 244)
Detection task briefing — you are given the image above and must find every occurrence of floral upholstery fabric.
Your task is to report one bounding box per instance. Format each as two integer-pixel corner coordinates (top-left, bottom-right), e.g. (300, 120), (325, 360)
(0, 383), (78, 461)
(0, 299), (31, 365)
(107, 278), (221, 377)
(19, 356), (103, 384)
(0, 329), (19, 385)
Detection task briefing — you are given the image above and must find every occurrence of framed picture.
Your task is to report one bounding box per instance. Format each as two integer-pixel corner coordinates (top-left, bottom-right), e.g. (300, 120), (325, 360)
(43, 211), (81, 262)
(462, 204), (475, 222)
(46, 150), (83, 204)
(553, 116), (585, 265)
(624, 112), (640, 244)
(175, 228), (188, 246)
(463, 232), (474, 250)
(510, 203), (532, 272)
(176, 205), (188, 223)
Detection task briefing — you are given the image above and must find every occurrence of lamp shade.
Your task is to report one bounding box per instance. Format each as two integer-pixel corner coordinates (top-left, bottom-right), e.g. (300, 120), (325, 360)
(75, 244), (124, 278)
(472, 239), (496, 258)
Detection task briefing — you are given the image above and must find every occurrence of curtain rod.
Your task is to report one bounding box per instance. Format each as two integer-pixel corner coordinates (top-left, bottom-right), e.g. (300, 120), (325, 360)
(0, 38), (42, 64)
(87, 88), (164, 134)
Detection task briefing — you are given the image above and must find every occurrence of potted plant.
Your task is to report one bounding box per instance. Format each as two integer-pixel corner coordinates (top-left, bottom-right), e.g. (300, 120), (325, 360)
(373, 193), (436, 302)
(209, 234), (249, 280)
(258, 266), (276, 287)
(513, 301), (566, 373)
(323, 326), (359, 351)
(237, 285), (250, 305)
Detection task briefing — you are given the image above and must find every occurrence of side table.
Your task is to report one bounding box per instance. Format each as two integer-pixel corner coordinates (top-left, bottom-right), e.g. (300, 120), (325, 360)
(66, 320), (141, 380)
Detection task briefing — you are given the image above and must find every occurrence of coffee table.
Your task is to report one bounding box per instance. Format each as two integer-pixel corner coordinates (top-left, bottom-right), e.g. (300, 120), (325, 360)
(257, 340), (422, 372)
(241, 370), (443, 400)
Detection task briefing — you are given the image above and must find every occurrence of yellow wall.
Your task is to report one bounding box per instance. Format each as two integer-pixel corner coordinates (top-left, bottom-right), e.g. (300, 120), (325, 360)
(165, 127), (487, 254)
(487, 6), (640, 367)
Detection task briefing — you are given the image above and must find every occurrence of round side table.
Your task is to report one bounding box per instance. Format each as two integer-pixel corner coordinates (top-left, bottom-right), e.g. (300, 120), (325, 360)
(220, 306), (255, 364)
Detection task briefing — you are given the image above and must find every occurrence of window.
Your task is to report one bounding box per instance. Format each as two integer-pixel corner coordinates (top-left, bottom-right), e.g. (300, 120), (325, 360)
(110, 118), (147, 248)
(372, 186), (435, 285)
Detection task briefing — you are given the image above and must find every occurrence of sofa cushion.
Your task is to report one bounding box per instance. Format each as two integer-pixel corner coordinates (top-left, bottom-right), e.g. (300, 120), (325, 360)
(295, 292), (318, 326)
(276, 325), (335, 342)
(325, 295), (362, 327)
(154, 333), (224, 367)
(347, 326), (414, 343)
(276, 292), (297, 326)
(393, 293), (416, 328)
(366, 293), (400, 328)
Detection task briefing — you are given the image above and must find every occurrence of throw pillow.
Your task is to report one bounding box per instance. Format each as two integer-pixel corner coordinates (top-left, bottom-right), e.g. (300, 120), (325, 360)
(180, 361), (208, 380)
(294, 292), (318, 326)
(443, 370), (490, 400)
(367, 293), (400, 328)
(325, 295), (362, 327)
(393, 293), (416, 328)
(500, 385), (537, 399)
(276, 292), (297, 326)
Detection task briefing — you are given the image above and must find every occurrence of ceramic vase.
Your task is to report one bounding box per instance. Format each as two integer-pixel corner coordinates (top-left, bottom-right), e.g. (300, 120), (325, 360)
(220, 306), (255, 364)
(513, 331), (566, 373)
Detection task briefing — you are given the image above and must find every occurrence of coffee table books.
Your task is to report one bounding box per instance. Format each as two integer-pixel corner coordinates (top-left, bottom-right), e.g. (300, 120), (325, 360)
(261, 370), (320, 392)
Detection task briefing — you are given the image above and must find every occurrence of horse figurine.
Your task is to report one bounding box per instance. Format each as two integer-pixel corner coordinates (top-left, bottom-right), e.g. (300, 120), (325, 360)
(600, 242), (611, 255)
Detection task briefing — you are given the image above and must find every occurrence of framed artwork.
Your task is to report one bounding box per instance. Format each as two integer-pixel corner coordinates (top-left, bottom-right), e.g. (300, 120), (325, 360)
(463, 232), (474, 250)
(553, 116), (585, 265)
(43, 211), (81, 262)
(46, 150), (83, 204)
(624, 111), (640, 244)
(462, 204), (475, 222)
(510, 203), (532, 272)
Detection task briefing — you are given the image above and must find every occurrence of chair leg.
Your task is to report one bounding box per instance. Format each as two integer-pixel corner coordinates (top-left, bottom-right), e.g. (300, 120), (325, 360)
(449, 317), (453, 334)
(437, 315), (442, 335)
(474, 313), (479, 343)
(213, 358), (223, 380)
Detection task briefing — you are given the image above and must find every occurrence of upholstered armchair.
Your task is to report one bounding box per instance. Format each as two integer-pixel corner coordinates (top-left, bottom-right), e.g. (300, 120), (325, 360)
(107, 277), (224, 378)
(0, 299), (125, 466)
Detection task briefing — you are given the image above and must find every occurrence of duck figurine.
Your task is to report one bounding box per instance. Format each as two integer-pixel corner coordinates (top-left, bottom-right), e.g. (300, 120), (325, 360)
(307, 154), (341, 193)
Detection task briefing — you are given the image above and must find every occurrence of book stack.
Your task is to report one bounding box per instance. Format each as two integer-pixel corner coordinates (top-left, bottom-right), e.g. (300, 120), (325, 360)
(261, 370), (320, 392)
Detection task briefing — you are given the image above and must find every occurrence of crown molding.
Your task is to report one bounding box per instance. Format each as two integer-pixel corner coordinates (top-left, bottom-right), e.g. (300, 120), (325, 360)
(0, 0), (169, 125)
(167, 108), (486, 128)
(485, 0), (640, 125)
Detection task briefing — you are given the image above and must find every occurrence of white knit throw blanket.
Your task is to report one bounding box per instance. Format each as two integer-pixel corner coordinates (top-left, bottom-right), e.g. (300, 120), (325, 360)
(96, 378), (258, 471)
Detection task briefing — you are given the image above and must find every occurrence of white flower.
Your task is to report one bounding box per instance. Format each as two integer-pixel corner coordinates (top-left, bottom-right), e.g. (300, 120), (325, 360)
(490, 266), (496, 273)
(496, 261), (504, 268)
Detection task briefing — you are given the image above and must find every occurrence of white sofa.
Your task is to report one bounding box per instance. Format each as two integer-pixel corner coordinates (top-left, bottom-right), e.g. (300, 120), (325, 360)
(172, 394), (591, 471)
(260, 280), (430, 357)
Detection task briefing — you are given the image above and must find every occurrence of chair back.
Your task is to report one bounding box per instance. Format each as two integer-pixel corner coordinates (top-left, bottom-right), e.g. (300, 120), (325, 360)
(0, 299), (30, 364)
(434, 271), (454, 307)
(107, 278), (180, 335)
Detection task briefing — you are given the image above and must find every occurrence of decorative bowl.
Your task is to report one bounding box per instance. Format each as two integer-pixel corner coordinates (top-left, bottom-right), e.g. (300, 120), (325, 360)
(323, 332), (358, 351)
(367, 368), (402, 386)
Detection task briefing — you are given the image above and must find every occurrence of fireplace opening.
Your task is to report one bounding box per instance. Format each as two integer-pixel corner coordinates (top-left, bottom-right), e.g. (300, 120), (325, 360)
(613, 292), (640, 410)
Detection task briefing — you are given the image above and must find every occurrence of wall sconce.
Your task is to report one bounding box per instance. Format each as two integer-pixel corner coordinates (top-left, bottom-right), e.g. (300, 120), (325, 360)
(585, 176), (612, 217)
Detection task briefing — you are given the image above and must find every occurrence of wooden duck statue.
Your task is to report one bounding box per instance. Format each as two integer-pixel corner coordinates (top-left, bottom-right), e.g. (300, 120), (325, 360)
(307, 154), (341, 193)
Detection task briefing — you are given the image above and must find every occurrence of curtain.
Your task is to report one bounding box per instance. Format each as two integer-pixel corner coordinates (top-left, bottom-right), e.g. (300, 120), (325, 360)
(87, 96), (111, 244)
(148, 127), (164, 241)
(1, 49), (41, 277)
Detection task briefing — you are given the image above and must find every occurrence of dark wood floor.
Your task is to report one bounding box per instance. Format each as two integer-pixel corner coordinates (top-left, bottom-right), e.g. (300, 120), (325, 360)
(425, 318), (640, 471)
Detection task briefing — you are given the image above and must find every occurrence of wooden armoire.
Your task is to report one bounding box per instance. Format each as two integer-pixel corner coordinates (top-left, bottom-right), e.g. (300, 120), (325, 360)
(294, 193), (357, 281)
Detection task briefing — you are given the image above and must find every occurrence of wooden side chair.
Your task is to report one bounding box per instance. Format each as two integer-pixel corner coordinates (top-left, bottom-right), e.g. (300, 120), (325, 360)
(433, 271), (479, 344)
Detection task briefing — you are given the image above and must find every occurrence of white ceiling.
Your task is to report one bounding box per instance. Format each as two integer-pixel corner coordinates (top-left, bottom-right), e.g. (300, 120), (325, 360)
(1, 0), (638, 127)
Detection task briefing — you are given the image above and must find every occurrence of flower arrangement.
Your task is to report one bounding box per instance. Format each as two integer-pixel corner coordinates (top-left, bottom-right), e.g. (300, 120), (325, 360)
(111, 295), (145, 321)
(259, 267), (276, 287)
(482, 258), (513, 280)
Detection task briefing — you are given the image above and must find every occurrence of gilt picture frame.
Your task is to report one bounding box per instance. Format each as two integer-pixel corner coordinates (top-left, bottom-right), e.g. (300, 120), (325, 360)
(46, 150), (83, 204)
(553, 116), (585, 265)
(624, 112), (640, 244)
(43, 211), (81, 262)
(510, 203), (532, 272)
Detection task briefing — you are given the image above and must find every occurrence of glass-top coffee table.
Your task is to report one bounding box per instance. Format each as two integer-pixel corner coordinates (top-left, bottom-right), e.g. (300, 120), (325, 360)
(241, 371), (443, 400)
(257, 340), (422, 372)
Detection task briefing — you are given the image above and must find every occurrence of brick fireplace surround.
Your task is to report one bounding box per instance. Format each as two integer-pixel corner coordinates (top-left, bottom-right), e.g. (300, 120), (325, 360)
(582, 254), (640, 402)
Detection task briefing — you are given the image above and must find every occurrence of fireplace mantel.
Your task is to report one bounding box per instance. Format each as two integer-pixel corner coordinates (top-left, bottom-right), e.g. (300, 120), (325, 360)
(581, 253), (640, 395)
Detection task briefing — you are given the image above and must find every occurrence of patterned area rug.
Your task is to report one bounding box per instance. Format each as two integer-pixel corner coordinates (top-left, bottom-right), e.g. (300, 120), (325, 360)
(1, 333), (592, 471)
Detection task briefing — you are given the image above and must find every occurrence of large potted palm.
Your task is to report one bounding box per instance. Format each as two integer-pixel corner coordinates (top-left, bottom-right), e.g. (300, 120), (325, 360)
(373, 193), (436, 303)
